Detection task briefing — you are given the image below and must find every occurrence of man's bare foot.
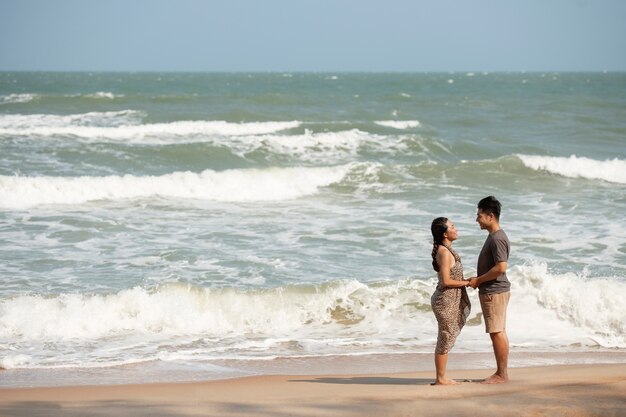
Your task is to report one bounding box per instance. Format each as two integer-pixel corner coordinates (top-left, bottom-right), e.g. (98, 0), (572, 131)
(481, 373), (508, 384)
(431, 378), (460, 386)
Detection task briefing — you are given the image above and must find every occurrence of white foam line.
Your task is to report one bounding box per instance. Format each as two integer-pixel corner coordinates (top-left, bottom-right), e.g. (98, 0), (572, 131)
(0, 165), (350, 208)
(518, 154), (626, 184)
(374, 120), (421, 129)
(0, 118), (301, 139)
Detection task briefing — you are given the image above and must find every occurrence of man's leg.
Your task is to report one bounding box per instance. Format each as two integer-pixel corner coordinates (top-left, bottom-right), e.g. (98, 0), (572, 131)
(479, 291), (510, 384)
(483, 330), (509, 384)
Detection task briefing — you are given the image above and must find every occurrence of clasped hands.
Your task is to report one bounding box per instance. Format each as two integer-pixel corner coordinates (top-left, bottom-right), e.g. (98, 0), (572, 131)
(466, 277), (479, 289)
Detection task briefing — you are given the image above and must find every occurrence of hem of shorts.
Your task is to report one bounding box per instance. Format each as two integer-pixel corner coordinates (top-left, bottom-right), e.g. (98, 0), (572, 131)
(478, 289), (511, 296)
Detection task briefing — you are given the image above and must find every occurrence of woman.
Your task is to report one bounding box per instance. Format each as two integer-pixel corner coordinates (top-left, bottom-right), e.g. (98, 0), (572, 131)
(430, 217), (471, 385)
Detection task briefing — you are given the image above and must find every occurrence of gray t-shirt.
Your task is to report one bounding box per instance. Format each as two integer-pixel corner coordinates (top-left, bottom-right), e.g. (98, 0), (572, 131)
(477, 229), (510, 295)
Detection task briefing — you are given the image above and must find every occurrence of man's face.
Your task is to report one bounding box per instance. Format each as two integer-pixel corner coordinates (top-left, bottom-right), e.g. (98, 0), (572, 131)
(476, 209), (492, 230)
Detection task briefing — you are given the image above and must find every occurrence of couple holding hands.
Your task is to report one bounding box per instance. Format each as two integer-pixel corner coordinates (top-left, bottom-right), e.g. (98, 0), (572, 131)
(430, 196), (511, 385)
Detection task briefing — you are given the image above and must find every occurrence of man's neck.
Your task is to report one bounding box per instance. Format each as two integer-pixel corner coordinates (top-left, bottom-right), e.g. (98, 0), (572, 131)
(487, 223), (501, 234)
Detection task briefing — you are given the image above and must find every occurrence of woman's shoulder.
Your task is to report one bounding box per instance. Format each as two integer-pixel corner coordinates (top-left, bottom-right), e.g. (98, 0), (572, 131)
(436, 245), (450, 255)
(436, 245), (455, 261)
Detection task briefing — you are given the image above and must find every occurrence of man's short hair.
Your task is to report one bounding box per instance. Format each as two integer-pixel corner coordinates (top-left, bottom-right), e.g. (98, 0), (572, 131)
(478, 196), (502, 220)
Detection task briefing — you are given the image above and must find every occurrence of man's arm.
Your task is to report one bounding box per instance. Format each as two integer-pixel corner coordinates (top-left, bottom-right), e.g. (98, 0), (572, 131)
(469, 262), (507, 288)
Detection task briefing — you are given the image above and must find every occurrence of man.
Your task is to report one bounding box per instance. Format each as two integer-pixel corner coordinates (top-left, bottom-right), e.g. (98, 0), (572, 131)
(469, 196), (510, 384)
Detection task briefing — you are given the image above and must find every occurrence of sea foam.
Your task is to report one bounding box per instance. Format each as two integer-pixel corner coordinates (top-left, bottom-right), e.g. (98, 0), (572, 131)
(1, 265), (623, 369)
(0, 94), (38, 104)
(0, 110), (143, 129)
(0, 113), (300, 139)
(0, 280), (423, 341)
(513, 262), (626, 348)
(374, 120), (421, 129)
(85, 92), (122, 99)
(518, 154), (626, 184)
(0, 165), (350, 209)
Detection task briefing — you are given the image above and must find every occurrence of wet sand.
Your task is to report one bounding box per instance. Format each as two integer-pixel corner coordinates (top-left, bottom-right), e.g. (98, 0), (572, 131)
(0, 363), (624, 416)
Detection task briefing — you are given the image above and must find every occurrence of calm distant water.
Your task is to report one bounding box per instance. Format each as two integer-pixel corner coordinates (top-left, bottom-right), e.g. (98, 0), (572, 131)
(1, 72), (625, 380)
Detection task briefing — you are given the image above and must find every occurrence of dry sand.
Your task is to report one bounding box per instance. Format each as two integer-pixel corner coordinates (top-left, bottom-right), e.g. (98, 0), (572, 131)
(0, 364), (624, 417)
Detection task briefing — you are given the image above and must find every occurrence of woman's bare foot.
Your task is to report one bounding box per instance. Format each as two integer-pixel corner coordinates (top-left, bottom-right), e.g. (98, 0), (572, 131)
(481, 373), (508, 384)
(432, 378), (460, 386)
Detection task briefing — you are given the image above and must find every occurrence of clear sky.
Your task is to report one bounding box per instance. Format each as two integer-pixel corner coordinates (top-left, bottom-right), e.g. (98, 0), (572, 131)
(1, 0), (625, 72)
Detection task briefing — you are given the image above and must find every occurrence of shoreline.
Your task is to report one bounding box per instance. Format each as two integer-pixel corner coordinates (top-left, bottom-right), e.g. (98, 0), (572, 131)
(0, 363), (624, 417)
(2, 350), (626, 389)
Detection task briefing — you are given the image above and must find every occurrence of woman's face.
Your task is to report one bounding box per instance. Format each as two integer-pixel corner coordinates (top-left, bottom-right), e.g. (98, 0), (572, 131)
(444, 220), (458, 242)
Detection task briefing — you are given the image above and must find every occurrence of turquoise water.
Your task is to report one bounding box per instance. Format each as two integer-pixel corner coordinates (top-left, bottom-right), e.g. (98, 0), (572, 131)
(0, 72), (625, 381)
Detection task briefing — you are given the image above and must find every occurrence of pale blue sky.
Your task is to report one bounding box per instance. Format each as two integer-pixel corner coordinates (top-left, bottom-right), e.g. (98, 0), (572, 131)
(1, 0), (625, 72)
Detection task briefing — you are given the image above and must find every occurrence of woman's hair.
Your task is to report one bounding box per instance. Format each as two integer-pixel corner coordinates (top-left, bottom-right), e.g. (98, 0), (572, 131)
(431, 217), (448, 272)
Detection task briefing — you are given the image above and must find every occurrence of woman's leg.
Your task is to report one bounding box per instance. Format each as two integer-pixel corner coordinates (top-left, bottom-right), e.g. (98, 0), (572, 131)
(434, 352), (458, 385)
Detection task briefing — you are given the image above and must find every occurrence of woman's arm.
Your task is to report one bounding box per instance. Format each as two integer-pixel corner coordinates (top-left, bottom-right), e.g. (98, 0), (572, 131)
(436, 248), (470, 288)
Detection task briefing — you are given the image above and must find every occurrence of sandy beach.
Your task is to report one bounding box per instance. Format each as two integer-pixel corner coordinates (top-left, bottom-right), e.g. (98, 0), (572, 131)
(0, 363), (624, 417)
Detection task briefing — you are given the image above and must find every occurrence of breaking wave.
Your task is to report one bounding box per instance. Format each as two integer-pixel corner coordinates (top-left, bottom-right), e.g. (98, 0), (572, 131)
(0, 113), (301, 140)
(518, 154), (626, 184)
(1, 263), (624, 368)
(0, 165), (350, 209)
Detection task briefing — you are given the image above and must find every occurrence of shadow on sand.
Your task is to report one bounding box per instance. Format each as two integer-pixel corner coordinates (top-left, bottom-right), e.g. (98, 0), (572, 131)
(289, 376), (434, 386)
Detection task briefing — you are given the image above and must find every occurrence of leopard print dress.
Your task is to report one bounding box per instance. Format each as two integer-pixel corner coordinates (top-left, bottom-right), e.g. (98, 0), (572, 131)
(431, 245), (471, 354)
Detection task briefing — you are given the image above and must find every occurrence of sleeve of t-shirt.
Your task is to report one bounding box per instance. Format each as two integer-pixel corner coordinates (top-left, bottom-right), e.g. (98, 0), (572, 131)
(492, 236), (509, 263)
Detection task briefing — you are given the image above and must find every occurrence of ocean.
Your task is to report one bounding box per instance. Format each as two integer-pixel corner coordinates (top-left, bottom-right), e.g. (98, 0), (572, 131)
(1, 72), (625, 386)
